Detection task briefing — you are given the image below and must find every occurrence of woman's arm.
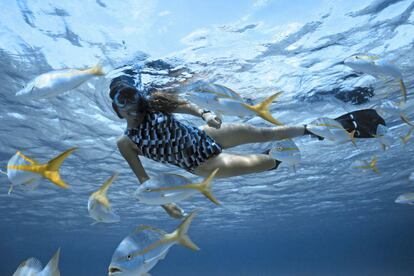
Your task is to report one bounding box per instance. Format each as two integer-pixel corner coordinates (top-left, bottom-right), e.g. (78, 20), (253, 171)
(116, 136), (149, 184)
(173, 100), (206, 117)
(173, 101), (222, 129)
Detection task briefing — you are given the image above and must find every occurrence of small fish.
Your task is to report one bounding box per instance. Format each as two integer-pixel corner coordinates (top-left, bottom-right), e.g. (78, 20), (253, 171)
(13, 248), (61, 276)
(395, 193), (414, 205)
(16, 64), (104, 99)
(88, 173), (120, 224)
(184, 82), (283, 125)
(350, 156), (380, 174)
(268, 139), (301, 166)
(344, 55), (407, 103)
(183, 81), (244, 102)
(306, 117), (356, 146)
(108, 211), (199, 276)
(5, 148), (76, 193)
(135, 169), (220, 205)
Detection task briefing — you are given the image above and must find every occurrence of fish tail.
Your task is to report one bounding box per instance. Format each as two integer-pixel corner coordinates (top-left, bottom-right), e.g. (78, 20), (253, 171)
(43, 248), (60, 275)
(400, 113), (414, 127)
(89, 63), (105, 76)
(399, 78), (407, 104)
(175, 210), (200, 251)
(243, 92), (284, 126)
(370, 157), (380, 174)
(197, 168), (220, 205)
(94, 173), (118, 208)
(43, 148), (77, 189)
(349, 130), (357, 147)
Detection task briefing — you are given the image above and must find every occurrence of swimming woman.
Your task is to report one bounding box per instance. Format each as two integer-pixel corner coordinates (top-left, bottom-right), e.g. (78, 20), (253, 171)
(109, 66), (385, 218)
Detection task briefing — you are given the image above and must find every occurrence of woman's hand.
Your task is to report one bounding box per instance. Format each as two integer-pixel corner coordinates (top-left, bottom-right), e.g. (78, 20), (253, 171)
(202, 112), (222, 129)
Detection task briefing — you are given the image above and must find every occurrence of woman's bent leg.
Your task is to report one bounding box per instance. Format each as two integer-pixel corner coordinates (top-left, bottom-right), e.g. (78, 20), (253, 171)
(193, 153), (278, 178)
(201, 123), (305, 149)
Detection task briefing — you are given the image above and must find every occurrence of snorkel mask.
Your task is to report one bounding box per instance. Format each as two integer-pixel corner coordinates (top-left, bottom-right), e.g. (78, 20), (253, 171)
(113, 86), (142, 108)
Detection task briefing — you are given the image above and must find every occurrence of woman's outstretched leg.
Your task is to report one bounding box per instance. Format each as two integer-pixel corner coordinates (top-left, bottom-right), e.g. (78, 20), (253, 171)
(201, 123), (305, 149)
(193, 152), (278, 178)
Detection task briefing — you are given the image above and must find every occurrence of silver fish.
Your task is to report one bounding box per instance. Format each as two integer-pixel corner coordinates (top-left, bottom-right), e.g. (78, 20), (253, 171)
(108, 211), (199, 276)
(134, 169), (220, 205)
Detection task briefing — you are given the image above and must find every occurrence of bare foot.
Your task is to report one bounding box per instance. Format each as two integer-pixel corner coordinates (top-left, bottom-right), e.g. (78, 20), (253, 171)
(161, 203), (185, 219)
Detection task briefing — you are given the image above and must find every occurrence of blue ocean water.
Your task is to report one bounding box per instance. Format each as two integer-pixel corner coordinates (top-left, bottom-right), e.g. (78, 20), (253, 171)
(1, 0), (414, 275)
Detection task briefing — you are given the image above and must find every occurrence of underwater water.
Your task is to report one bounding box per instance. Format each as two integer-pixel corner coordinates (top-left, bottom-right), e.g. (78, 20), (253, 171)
(1, 0), (414, 275)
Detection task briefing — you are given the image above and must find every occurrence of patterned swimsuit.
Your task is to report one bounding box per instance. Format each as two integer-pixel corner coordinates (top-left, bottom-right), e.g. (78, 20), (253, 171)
(125, 112), (222, 172)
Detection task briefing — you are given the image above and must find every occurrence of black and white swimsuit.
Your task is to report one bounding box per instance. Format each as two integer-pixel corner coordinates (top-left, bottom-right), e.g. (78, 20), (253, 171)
(125, 112), (222, 172)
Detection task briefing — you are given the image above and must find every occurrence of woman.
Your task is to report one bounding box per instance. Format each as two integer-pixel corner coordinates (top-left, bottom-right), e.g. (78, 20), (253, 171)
(110, 67), (385, 218)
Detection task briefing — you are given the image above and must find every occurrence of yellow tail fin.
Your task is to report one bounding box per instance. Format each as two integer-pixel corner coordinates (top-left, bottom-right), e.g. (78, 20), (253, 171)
(43, 148), (77, 189)
(93, 172), (118, 208)
(196, 168), (220, 205)
(242, 92), (283, 126)
(399, 78), (407, 104)
(175, 211), (200, 251)
(89, 63), (105, 76)
(370, 157), (380, 174)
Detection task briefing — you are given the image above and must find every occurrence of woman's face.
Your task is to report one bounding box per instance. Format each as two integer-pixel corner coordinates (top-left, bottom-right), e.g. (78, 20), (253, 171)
(117, 102), (139, 120)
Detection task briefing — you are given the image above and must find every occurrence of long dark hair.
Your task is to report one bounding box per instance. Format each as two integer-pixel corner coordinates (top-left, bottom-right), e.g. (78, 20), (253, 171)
(109, 84), (183, 118)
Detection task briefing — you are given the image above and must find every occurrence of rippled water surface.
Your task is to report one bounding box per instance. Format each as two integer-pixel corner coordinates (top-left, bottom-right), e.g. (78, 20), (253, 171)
(1, 0), (414, 275)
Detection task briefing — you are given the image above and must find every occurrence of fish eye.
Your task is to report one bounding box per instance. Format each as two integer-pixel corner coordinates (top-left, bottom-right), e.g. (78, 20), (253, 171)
(145, 188), (151, 192)
(355, 56), (360, 59)
(277, 146), (283, 151)
(127, 254), (132, 260)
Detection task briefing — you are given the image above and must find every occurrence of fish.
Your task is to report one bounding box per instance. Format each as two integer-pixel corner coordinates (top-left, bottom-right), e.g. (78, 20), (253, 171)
(182, 81), (245, 102)
(306, 117), (356, 146)
(350, 156), (379, 174)
(108, 211), (199, 276)
(395, 193), (414, 205)
(268, 139), (301, 167)
(343, 55), (407, 103)
(183, 82), (283, 125)
(13, 248), (61, 276)
(134, 169), (220, 205)
(4, 148), (76, 194)
(88, 173), (120, 224)
(16, 64), (104, 99)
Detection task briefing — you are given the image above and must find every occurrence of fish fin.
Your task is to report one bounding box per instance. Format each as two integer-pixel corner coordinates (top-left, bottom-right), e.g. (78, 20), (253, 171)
(398, 78), (407, 104)
(88, 63), (105, 76)
(8, 185), (13, 195)
(43, 148), (77, 189)
(93, 172), (118, 208)
(42, 248), (60, 276)
(16, 151), (38, 164)
(0, 169), (8, 175)
(90, 221), (100, 226)
(14, 258), (43, 274)
(175, 210), (200, 251)
(370, 157), (380, 174)
(197, 168), (220, 205)
(243, 92), (284, 125)
(349, 130), (357, 147)
(400, 114), (414, 127)
(134, 225), (167, 235)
